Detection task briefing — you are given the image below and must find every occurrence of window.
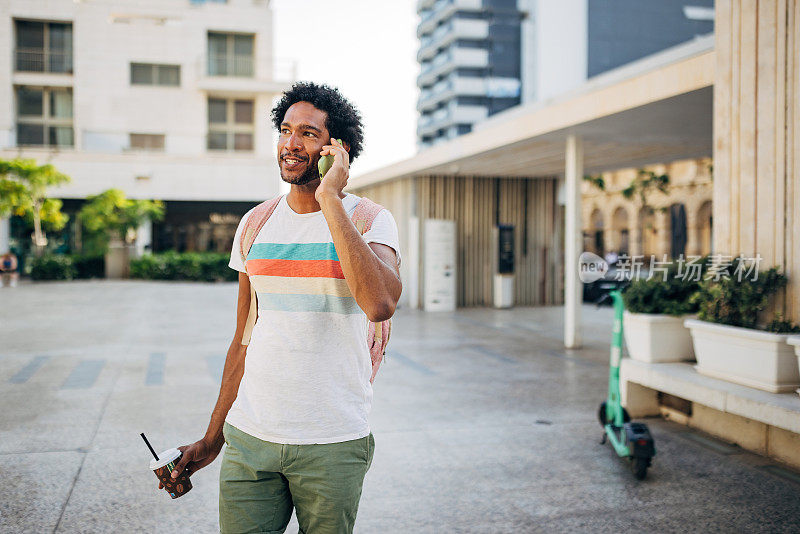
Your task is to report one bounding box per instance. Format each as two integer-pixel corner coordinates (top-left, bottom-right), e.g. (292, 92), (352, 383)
(15, 20), (73, 73)
(207, 32), (254, 77)
(129, 133), (165, 151)
(130, 63), (181, 86)
(207, 98), (254, 151)
(16, 86), (74, 147)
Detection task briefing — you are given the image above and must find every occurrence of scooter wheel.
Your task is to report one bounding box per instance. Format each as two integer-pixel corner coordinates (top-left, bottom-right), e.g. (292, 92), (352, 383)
(597, 402), (607, 426)
(631, 457), (649, 480)
(597, 402), (631, 426)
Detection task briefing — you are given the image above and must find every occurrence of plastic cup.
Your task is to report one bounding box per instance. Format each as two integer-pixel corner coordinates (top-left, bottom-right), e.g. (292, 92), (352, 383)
(150, 448), (192, 499)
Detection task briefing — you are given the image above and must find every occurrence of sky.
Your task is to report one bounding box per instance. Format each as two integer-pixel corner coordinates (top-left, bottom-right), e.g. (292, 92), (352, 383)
(272, 0), (420, 177)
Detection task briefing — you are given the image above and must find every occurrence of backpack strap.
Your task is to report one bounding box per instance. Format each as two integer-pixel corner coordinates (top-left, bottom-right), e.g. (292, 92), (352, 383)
(351, 197), (384, 235)
(239, 195), (283, 345)
(351, 197), (393, 384)
(240, 195), (283, 267)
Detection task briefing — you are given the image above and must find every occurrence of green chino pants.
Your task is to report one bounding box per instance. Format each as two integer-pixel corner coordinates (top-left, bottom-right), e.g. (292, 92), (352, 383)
(219, 422), (375, 534)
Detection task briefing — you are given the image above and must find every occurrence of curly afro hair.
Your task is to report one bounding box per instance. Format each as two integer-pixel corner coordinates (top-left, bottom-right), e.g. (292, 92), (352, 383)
(271, 81), (365, 162)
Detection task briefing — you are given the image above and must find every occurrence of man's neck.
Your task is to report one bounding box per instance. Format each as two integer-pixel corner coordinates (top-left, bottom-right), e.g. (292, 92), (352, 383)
(286, 182), (345, 214)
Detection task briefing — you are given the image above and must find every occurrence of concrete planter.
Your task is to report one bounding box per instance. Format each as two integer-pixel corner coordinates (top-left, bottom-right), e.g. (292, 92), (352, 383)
(105, 239), (137, 279)
(787, 336), (800, 397)
(685, 319), (800, 393)
(623, 311), (695, 363)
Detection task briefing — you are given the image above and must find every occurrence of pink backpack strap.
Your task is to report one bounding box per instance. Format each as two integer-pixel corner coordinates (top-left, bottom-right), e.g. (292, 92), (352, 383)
(351, 197), (384, 235)
(240, 195), (283, 269)
(239, 195), (282, 346)
(350, 197), (392, 384)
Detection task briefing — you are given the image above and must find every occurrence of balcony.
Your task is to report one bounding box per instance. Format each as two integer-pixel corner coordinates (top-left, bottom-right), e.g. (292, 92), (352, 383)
(417, 46), (489, 86)
(208, 54), (256, 77)
(417, 102), (488, 137)
(418, 0), (483, 36)
(418, 0), (456, 36)
(15, 49), (73, 74)
(416, 0), (436, 12)
(418, 72), (514, 112)
(417, 18), (489, 61)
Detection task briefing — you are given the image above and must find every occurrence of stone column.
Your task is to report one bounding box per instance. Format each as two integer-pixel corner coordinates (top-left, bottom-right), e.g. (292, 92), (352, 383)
(564, 135), (583, 349)
(684, 207), (699, 257)
(713, 0), (800, 321)
(0, 217), (9, 253)
(655, 209), (670, 260)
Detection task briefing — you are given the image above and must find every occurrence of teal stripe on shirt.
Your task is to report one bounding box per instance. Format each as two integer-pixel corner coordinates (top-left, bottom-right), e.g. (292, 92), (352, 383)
(248, 242), (339, 261)
(257, 292), (360, 315)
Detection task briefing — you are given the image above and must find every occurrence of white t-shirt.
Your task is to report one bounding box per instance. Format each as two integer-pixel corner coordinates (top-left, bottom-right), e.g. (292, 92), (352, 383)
(226, 193), (400, 445)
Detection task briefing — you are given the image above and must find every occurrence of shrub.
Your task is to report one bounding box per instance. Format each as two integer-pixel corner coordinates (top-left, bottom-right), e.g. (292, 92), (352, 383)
(70, 254), (104, 279)
(764, 314), (800, 334)
(130, 252), (236, 282)
(29, 254), (76, 280)
(691, 259), (788, 330)
(622, 264), (703, 316)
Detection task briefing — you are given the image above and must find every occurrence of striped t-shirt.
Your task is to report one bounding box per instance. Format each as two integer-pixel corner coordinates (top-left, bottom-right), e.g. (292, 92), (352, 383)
(226, 193), (400, 445)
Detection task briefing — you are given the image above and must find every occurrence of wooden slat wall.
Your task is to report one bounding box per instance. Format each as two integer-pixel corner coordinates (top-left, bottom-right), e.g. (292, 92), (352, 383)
(348, 178), (415, 307)
(713, 0), (800, 322)
(355, 175), (562, 308)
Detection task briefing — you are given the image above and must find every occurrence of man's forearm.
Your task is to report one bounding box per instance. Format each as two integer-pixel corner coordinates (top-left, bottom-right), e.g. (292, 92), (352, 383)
(319, 194), (400, 321)
(203, 340), (247, 448)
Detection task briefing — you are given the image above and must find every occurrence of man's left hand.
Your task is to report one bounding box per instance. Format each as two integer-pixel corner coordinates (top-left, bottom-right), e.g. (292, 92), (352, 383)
(315, 138), (349, 203)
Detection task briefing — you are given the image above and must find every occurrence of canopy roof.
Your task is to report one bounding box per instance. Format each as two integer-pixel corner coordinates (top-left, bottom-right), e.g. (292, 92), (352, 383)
(350, 36), (714, 187)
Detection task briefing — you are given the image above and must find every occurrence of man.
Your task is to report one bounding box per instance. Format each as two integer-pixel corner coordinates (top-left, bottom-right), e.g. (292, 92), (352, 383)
(1, 251), (19, 287)
(168, 82), (402, 533)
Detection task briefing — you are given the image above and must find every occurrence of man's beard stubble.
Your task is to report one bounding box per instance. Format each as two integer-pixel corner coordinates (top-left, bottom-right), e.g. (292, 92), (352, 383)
(280, 157), (319, 186)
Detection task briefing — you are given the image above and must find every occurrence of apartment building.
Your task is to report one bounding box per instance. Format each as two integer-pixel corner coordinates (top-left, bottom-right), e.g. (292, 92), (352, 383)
(0, 0), (291, 256)
(416, 0), (523, 149)
(415, 0), (715, 148)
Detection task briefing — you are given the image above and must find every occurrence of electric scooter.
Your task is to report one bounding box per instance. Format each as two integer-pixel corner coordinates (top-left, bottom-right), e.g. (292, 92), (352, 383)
(597, 290), (656, 480)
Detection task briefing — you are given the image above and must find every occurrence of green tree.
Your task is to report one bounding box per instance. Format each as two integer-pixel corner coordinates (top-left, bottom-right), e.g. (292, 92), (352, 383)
(78, 189), (164, 253)
(622, 169), (670, 216)
(0, 158), (71, 256)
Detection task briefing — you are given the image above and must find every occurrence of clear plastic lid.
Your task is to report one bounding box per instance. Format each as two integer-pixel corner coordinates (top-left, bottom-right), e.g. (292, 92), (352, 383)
(149, 448), (181, 470)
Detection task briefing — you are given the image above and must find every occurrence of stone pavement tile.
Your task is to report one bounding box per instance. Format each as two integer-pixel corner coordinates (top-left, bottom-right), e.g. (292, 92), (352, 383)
(531, 501), (799, 534)
(0, 387), (110, 455)
(93, 409), (218, 452)
(56, 445), (222, 534)
(0, 451), (83, 533)
(356, 492), (537, 534)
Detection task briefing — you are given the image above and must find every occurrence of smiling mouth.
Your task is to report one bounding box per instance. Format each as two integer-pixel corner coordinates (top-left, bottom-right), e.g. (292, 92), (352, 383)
(281, 155), (308, 168)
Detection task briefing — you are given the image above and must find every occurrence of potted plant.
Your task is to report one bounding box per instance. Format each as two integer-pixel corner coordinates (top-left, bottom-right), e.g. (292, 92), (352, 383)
(79, 189), (164, 279)
(622, 263), (702, 363)
(776, 318), (800, 397)
(685, 261), (800, 393)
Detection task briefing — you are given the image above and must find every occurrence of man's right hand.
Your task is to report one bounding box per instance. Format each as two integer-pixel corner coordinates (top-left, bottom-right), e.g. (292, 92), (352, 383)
(157, 437), (223, 489)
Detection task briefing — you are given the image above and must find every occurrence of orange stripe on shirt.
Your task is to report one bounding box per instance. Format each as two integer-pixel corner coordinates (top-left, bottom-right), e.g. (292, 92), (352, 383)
(245, 258), (344, 279)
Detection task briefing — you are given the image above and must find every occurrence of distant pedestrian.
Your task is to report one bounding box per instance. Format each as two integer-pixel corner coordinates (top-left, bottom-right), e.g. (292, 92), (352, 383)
(165, 82), (402, 534)
(1, 252), (18, 287)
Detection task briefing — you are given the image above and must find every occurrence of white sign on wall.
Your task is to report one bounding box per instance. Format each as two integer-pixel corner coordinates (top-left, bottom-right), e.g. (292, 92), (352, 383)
(423, 219), (456, 312)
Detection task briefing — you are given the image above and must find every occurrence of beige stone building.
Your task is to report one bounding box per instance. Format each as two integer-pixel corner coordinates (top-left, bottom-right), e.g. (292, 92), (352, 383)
(582, 157), (714, 261)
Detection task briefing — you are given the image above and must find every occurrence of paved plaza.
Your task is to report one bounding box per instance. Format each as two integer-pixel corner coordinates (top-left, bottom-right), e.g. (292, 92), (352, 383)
(1, 281), (800, 533)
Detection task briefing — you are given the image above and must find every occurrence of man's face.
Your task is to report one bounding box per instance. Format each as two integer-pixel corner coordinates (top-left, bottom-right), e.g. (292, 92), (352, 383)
(277, 101), (330, 186)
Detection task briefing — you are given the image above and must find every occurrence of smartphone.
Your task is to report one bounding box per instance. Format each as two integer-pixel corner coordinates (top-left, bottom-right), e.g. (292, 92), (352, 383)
(318, 138), (342, 179)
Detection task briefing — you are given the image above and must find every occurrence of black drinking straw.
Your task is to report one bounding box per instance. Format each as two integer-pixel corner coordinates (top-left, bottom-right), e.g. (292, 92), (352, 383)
(140, 432), (159, 461)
